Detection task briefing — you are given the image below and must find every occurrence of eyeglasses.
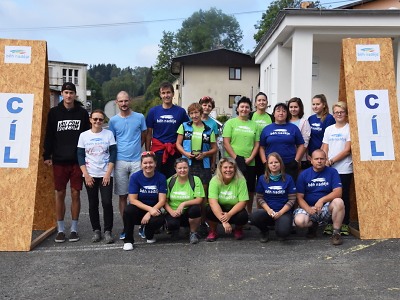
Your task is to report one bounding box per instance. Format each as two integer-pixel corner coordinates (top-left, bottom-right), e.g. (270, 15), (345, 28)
(91, 118), (104, 122)
(333, 111), (346, 115)
(141, 151), (155, 156)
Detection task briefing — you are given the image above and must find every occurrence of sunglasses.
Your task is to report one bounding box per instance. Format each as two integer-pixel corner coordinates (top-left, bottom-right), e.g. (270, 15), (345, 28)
(91, 118), (104, 122)
(141, 151), (155, 156)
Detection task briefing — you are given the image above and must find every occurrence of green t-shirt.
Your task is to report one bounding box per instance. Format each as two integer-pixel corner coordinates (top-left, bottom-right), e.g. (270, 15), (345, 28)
(208, 176), (249, 209)
(177, 124), (216, 152)
(222, 118), (260, 166)
(251, 112), (273, 131)
(167, 176), (205, 210)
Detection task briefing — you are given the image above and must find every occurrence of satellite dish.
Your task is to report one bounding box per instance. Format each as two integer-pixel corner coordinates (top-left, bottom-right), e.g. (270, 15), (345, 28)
(104, 100), (118, 119)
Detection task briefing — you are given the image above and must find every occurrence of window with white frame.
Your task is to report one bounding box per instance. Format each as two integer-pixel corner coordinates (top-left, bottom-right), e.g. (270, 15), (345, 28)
(62, 68), (79, 85)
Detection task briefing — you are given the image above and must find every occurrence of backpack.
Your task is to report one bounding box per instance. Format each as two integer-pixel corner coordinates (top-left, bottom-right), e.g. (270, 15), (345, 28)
(168, 174), (195, 192)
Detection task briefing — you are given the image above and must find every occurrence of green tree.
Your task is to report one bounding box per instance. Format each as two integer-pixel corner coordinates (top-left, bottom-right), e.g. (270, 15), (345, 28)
(176, 7), (243, 55)
(144, 31), (177, 100)
(254, 0), (320, 43)
(87, 74), (105, 110)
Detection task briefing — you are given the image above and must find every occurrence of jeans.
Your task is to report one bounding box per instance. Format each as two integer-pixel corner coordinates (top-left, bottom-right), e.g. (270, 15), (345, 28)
(85, 177), (114, 232)
(250, 209), (292, 238)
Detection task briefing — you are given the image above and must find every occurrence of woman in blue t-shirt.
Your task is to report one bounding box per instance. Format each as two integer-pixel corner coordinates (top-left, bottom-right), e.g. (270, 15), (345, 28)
(250, 152), (297, 242)
(122, 151), (167, 251)
(307, 94), (335, 156)
(259, 103), (305, 182)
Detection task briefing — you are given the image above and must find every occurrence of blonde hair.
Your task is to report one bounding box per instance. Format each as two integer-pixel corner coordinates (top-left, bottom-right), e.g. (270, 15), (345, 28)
(332, 101), (348, 114)
(214, 157), (244, 183)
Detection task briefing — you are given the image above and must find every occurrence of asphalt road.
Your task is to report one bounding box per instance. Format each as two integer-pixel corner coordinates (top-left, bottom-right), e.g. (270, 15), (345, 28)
(1, 190), (399, 300)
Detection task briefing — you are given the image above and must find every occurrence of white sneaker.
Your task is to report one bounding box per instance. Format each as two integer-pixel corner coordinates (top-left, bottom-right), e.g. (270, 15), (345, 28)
(123, 243), (134, 251)
(146, 238), (156, 244)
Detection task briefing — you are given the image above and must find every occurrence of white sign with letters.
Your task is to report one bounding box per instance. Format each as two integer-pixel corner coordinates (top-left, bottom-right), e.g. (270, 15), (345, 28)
(355, 90), (394, 161)
(0, 93), (34, 168)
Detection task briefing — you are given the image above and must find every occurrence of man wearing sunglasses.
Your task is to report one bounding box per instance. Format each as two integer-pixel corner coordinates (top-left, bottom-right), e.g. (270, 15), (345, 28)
(108, 91), (147, 239)
(43, 82), (90, 243)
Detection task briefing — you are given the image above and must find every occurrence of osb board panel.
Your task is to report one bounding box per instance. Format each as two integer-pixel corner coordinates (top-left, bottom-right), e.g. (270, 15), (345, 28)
(342, 38), (400, 239)
(0, 39), (54, 251)
(339, 54), (359, 224)
(32, 56), (55, 230)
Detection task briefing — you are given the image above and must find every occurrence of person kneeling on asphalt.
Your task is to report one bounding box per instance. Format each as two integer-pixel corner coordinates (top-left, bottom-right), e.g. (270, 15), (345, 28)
(206, 158), (249, 241)
(250, 152), (296, 243)
(165, 158), (204, 244)
(122, 151), (166, 251)
(293, 149), (345, 246)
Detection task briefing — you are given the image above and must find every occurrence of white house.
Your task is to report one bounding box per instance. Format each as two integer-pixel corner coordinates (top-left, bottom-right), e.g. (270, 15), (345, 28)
(48, 60), (88, 108)
(253, 3), (400, 115)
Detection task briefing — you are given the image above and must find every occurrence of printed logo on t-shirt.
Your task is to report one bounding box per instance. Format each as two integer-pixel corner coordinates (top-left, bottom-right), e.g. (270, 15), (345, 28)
(171, 191), (189, 199)
(57, 120), (81, 131)
(308, 178), (329, 187)
(157, 115), (177, 124)
(236, 126), (254, 134)
(329, 133), (345, 141)
(265, 186), (285, 195)
(140, 185), (158, 194)
(271, 129), (290, 136)
(311, 123), (322, 131)
(220, 190), (235, 199)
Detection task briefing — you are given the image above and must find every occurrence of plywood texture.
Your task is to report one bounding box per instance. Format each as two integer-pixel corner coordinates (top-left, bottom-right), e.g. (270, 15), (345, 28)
(0, 39), (55, 251)
(342, 38), (400, 239)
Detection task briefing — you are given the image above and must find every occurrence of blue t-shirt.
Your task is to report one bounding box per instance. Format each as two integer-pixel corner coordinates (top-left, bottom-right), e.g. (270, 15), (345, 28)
(108, 112), (147, 162)
(146, 105), (189, 144)
(296, 166), (342, 206)
(307, 114), (335, 155)
(256, 174), (296, 212)
(260, 123), (304, 163)
(128, 170), (167, 206)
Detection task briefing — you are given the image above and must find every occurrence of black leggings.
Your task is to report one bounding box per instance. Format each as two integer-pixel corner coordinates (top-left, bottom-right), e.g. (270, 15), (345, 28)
(250, 209), (292, 238)
(123, 205), (165, 243)
(206, 205), (248, 226)
(165, 205), (201, 231)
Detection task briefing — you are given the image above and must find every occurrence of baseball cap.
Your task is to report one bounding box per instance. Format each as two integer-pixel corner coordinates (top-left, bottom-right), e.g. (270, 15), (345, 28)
(61, 82), (76, 93)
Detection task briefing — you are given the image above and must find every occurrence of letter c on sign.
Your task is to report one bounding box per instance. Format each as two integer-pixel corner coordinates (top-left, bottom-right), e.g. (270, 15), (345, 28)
(365, 94), (379, 109)
(7, 97), (23, 113)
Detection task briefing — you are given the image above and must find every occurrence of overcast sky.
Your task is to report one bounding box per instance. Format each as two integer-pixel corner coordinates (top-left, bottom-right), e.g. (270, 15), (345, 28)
(0, 0), (353, 68)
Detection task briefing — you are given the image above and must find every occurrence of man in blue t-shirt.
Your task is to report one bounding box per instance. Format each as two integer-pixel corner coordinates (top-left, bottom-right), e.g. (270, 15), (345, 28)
(108, 91), (147, 239)
(145, 82), (189, 178)
(294, 149), (345, 246)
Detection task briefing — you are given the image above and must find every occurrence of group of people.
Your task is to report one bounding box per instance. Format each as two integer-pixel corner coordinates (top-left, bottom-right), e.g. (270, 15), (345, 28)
(43, 81), (352, 250)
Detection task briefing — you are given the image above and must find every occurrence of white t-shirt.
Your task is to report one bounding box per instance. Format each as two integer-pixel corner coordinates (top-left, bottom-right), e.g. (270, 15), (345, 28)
(77, 129), (116, 177)
(322, 123), (353, 174)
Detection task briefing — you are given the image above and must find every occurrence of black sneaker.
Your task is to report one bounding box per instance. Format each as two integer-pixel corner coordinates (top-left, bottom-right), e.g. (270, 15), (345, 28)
(260, 231), (269, 243)
(55, 232), (66, 243)
(306, 222), (318, 238)
(69, 231), (80, 242)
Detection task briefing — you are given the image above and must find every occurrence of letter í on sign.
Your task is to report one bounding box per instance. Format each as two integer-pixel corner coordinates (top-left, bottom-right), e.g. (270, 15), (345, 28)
(0, 93), (34, 168)
(354, 90), (395, 161)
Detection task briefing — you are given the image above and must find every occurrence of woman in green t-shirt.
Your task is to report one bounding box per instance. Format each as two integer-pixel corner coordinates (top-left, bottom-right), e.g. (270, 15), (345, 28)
(223, 97), (259, 215)
(205, 157), (249, 241)
(165, 158), (205, 244)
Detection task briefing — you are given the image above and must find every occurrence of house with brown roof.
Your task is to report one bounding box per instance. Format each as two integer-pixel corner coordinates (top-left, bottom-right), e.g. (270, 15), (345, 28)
(171, 48), (259, 117)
